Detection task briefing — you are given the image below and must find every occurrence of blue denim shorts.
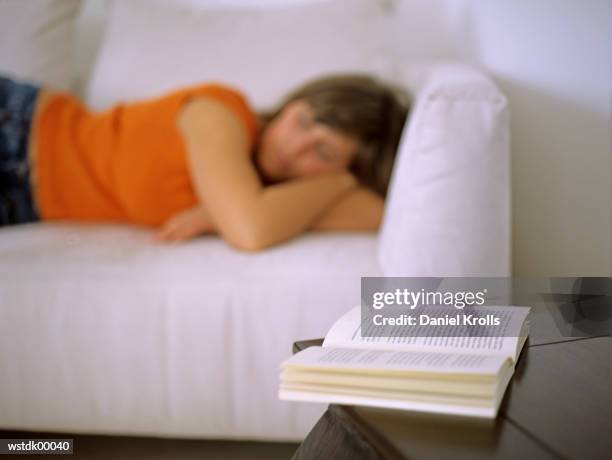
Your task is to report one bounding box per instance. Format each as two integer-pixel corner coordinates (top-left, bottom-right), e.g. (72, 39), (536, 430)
(0, 75), (41, 226)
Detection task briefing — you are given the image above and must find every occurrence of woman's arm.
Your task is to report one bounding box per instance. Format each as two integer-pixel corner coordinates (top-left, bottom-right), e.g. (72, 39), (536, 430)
(152, 187), (383, 243)
(179, 97), (357, 251)
(311, 187), (385, 231)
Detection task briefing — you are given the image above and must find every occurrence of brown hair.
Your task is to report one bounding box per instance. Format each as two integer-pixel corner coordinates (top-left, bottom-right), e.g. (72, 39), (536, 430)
(260, 74), (410, 196)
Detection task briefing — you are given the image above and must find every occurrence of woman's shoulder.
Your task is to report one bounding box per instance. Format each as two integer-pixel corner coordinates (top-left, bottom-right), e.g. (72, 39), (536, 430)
(179, 83), (259, 144)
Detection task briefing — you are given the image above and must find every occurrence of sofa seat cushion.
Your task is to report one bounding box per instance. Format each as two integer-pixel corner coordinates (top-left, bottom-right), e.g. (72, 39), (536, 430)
(0, 222), (381, 440)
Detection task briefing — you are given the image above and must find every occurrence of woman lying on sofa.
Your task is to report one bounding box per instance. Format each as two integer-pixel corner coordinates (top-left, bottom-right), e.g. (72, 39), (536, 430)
(0, 74), (408, 250)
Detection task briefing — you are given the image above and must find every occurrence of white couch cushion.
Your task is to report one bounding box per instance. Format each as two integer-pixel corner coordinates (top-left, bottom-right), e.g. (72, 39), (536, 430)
(0, 0), (80, 91)
(379, 62), (511, 276)
(86, 0), (390, 111)
(0, 222), (381, 440)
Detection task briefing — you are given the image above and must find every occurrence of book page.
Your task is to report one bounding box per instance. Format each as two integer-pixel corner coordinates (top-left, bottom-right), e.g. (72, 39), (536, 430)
(323, 306), (530, 362)
(280, 383), (494, 408)
(282, 345), (508, 377)
(279, 388), (498, 418)
(281, 369), (496, 396)
(279, 361), (516, 419)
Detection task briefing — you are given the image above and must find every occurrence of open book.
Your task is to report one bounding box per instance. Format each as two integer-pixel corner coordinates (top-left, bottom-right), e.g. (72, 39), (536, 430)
(279, 306), (530, 418)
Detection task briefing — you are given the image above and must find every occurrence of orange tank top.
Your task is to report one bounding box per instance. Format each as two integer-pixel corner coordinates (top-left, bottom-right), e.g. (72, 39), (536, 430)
(34, 84), (259, 227)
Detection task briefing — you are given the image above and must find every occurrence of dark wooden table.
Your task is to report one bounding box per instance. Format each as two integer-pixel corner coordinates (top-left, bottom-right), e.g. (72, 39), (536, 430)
(290, 302), (612, 460)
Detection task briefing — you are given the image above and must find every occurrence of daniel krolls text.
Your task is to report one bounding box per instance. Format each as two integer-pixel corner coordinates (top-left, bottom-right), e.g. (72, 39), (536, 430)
(368, 288), (502, 327)
(372, 312), (501, 326)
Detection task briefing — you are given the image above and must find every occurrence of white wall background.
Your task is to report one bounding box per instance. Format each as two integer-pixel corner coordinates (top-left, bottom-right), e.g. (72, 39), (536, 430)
(388, 0), (611, 276)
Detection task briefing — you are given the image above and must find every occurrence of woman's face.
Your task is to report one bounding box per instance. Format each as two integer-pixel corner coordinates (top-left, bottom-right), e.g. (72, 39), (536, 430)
(256, 99), (360, 182)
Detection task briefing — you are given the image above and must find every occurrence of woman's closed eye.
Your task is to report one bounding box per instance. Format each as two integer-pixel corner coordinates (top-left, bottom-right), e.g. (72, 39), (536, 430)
(315, 143), (336, 162)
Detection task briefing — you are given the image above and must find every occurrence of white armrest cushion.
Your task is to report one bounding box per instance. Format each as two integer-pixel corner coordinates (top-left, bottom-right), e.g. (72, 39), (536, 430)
(378, 62), (511, 276)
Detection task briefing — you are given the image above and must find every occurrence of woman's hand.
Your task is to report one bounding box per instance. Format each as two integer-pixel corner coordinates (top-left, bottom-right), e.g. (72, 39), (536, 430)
(153, 205), (215, 244)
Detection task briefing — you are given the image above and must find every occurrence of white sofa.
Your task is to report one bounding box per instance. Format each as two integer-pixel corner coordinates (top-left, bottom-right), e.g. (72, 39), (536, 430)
(0, 0), (510, 441)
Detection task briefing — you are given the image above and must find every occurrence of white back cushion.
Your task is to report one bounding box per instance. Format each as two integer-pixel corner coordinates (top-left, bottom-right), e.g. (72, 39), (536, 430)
(379, 62), (511, 276)
(0, 0), (81, 91)
(86, 0), (391, 111)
